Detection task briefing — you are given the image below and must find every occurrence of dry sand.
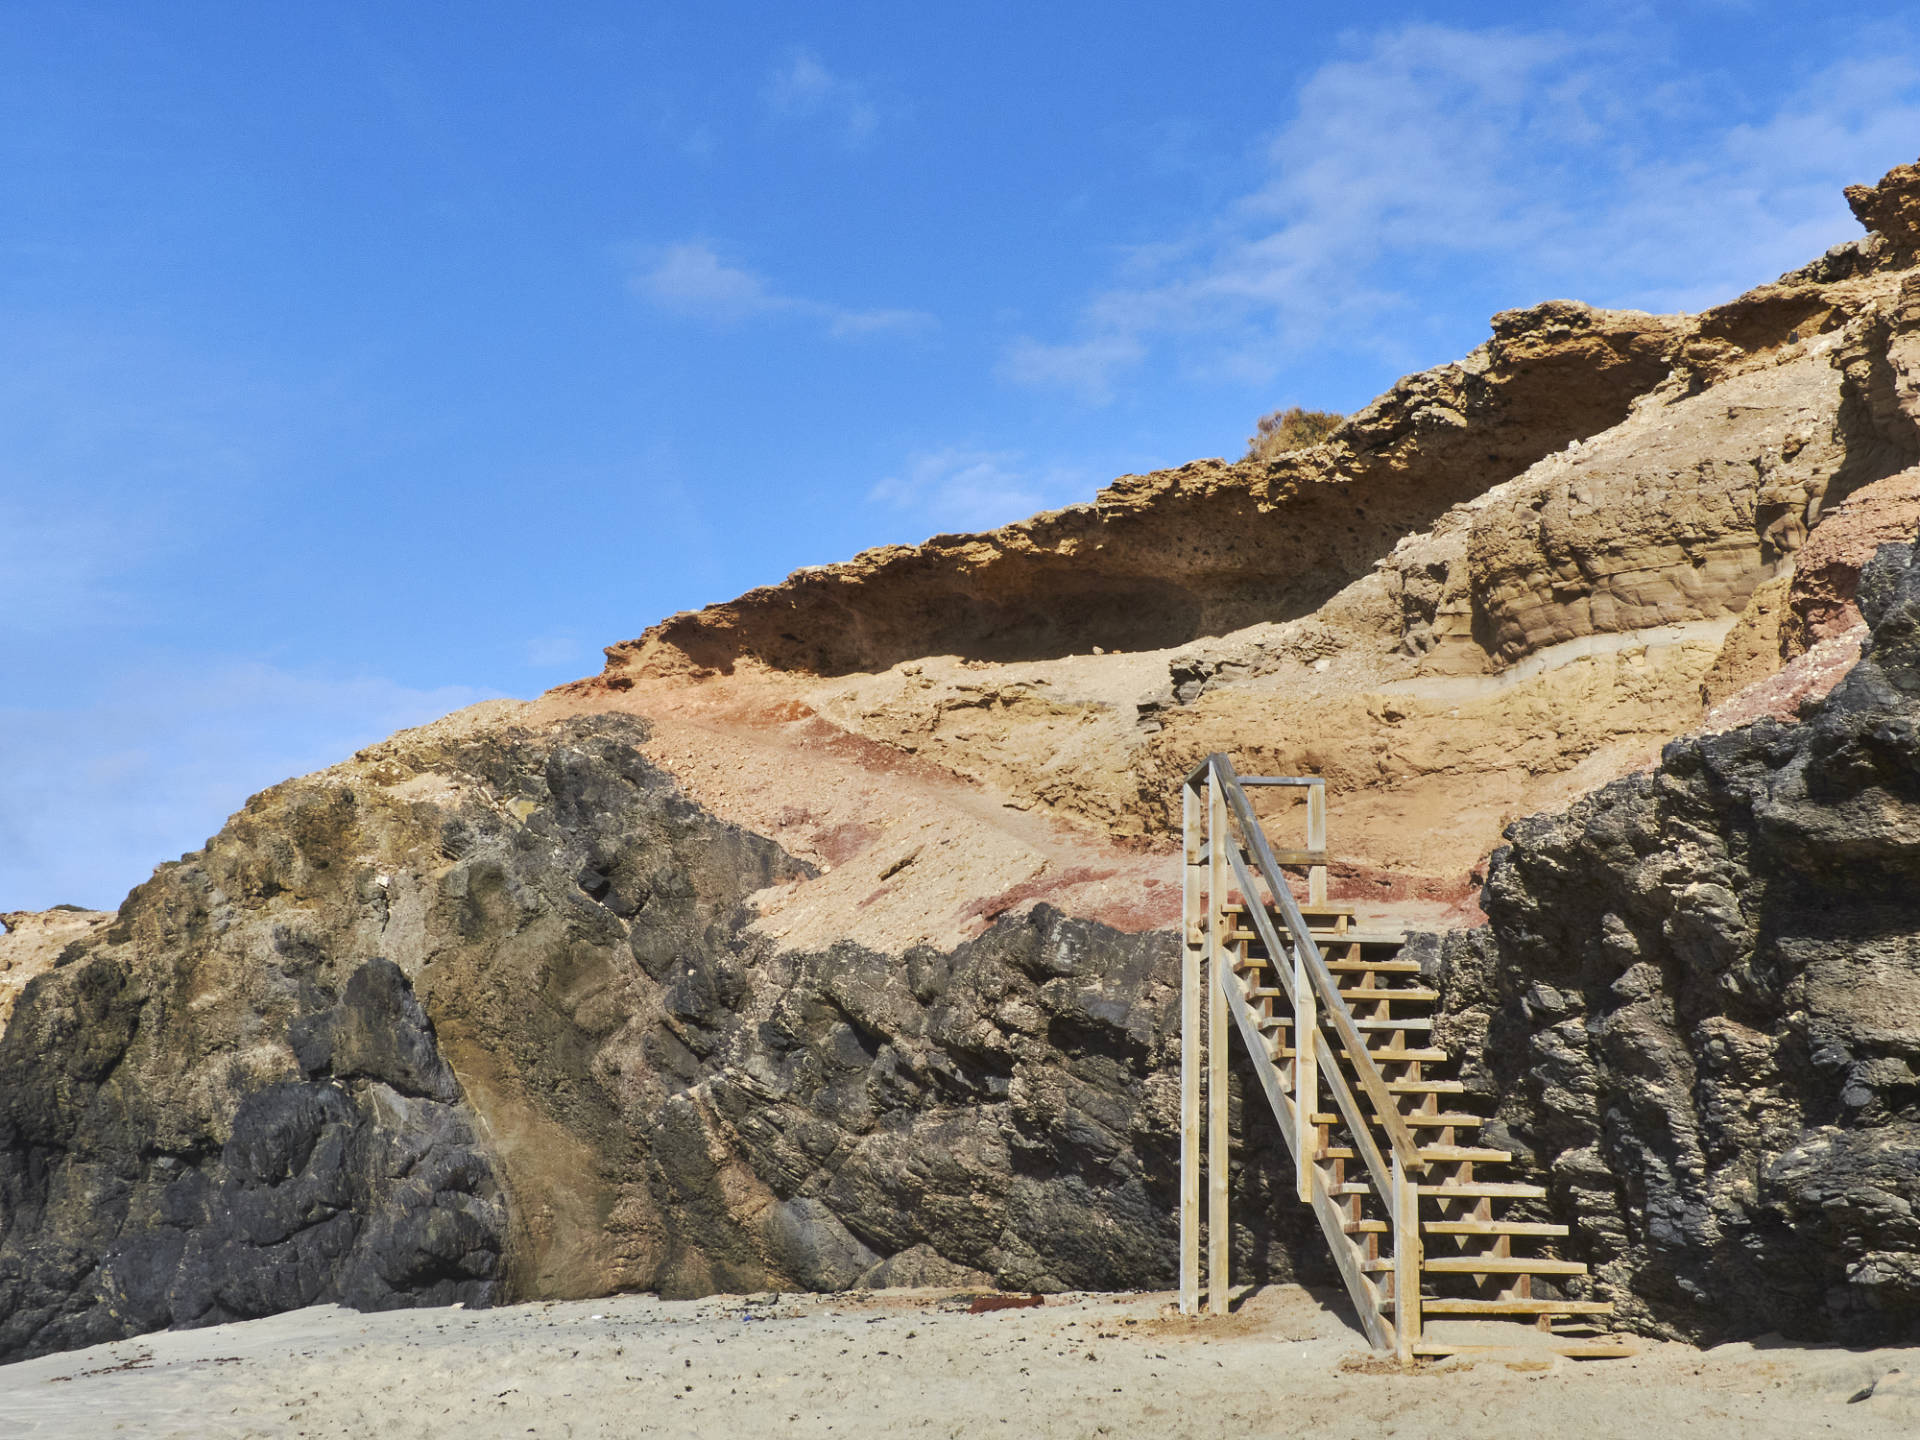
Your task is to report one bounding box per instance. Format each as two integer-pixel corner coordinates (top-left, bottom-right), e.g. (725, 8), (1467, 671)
(2, 1285), (1915, 1439)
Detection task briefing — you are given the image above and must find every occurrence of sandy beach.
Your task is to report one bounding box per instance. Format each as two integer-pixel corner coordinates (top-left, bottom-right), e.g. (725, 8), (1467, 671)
(1, 1285), (1914, 1439)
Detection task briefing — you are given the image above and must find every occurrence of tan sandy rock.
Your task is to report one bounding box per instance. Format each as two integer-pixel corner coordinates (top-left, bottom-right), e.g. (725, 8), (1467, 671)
(0, 907), (111, 1036)
(593, 302), (1689, 683)
(1700, 569), (1795, 708)
(1847, 155), (1920, 250)
(531, 226), (1920, 946)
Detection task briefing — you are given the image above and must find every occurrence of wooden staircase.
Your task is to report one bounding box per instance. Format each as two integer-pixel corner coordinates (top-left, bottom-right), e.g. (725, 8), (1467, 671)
(1178, 754), (1633, 1362)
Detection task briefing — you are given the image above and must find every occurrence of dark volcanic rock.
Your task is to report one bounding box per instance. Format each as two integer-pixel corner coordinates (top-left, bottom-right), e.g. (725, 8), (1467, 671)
(0, 956), (501, 1361)
(1435, 532), (1920, 1344)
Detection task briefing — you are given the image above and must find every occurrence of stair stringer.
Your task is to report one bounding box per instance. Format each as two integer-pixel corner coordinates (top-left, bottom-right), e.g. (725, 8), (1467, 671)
(1215, 952), (1396, 1353)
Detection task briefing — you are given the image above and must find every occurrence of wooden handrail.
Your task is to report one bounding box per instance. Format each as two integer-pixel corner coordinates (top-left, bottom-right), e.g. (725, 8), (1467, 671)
(1180, 754), (1433, 1357)
(1208, 754), (1423, 1174)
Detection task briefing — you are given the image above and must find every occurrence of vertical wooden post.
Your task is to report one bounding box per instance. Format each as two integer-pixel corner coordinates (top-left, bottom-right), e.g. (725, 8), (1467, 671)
(1297, 778), (1325, 1201)
(1179, 774), (1202, 1316)
(1292, 953), (1316, 1204)
(1206, 771), (1230, 1316)
(1306, 778), (1328, 908)
(1392, 1153), (1422, 1364)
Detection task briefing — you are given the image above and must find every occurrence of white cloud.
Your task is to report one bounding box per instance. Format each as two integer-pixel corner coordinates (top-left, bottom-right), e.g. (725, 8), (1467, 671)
(636, 242), (784, 322)
(0, 660), (498, 911)
(868, 449), (1093, 533)
(997, 335), (1147, 405)
(631, 241), (932, 339)
(765, 50), (879, 145)
(1003, 23), (1920, 401)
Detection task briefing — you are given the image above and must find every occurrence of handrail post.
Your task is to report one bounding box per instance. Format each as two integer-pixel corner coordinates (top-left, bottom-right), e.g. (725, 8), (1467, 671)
(1293, 936), (1316, 1203)
(1299, 776), (1324, 1196)
(1179, 773), (1203, 1316)
(1392, 1153), (1422, 1363)
(1206, 763), (1230, 1316)
(1306, 779), (1328, 907)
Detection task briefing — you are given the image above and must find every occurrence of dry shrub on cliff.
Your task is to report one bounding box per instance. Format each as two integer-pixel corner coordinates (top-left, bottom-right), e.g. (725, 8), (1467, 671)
(1244, 406), (1343, 462)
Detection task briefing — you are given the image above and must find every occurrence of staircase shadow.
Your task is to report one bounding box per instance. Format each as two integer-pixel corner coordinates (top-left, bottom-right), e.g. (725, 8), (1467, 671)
(1222, 1282), (1375, 1343)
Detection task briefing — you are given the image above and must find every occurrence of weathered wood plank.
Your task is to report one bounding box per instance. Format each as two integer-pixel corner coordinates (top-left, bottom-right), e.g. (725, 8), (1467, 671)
(1392, 1154), (1422, 1365)
(1306, 779), (1328, 907)
(1206, 774), (1230, 1318)
(1178, 776), (1201, 1317)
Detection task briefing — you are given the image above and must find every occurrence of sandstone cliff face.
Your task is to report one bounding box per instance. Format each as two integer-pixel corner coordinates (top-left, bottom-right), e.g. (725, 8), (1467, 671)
(1433, 535), (1920, 1343)
(572, 197), (1920, 911)
(609, 301), (1686, 680)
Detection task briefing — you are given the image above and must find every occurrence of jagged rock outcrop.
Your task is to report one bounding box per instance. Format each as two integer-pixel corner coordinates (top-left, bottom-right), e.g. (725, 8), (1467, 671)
(0, 711), (1319, 1363)
(0, 907), (107, 1035)
(1849, 161), (1920, 253)
(0, 950), (503, 1361)
(610, 176), (1920, 898)
(1432, 534), (1920, 1343)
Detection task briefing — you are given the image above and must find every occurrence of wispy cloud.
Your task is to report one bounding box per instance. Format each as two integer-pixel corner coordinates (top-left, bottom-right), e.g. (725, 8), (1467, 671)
(524, 633), (582, 668)
(1002, 23), (1920, 402)
(0, 497), (145, 635)
(868, 449), (1093, 533)
(631, 241), (932, 338)
(997, 335), (1147, 406)
(0, 660), (499, 911)
(765, 50), (879, 146)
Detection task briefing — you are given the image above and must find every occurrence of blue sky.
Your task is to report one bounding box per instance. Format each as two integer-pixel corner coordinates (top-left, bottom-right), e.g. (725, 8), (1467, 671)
(5, 1), (1920, 911)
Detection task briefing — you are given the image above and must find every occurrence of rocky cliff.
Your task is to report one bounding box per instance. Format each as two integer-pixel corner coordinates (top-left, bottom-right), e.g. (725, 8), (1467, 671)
(0, 711), (1316, 1363)
(8, 158), (1920, 1362)
(1434, 533), (1920, 1343)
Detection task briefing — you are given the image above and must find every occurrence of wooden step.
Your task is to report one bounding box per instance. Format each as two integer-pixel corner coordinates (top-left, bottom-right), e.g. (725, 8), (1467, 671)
(1419, 1182), (1549, 1199)
(1237, 957), (1422, 982)
(1414, 1145), (1511, 1164)
(1311, 1111), (1482, 1129)
(1340, 986), (1439, 1004)
(1389, 1298), (1614, 1317)
(1275, 1046), (1448, 1064)
(1425, 1220), (1570, 1238)
(1343, 1219), (1389, 1235)
(1352, 1018), (1433, 1032)
(1413, 1339), (1638, 1360)
(1336, 960), (1428, 983)
(1228, 930), (1413, 953)
(1226, 902), (1356, 917)
(1422, 1256), (1588, 1276)
(1324, 1144), (1508, 1165)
